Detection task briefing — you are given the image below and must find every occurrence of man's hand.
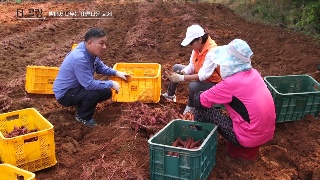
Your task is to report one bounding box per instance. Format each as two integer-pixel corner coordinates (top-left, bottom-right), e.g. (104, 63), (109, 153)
(116, 71), (130, 81)
(112, 81), (120, 93)
(168, 73), (185, 83)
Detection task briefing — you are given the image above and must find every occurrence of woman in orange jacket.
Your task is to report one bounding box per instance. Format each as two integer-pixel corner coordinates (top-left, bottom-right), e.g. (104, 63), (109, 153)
(163, 24), (222, 114)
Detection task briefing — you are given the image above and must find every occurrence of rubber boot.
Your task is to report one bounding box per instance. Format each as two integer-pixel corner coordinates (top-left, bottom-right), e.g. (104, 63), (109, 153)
(226, 141), (259, 160)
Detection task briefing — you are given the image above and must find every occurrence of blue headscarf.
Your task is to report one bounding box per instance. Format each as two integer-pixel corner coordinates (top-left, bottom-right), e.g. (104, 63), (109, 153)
(212, 39), (253, 79)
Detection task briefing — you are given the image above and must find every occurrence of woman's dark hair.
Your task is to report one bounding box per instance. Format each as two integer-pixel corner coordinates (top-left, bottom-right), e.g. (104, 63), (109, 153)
(201, 33), (209, 44)
(84, 28), (106, 42)
(189, 33), (209, 45)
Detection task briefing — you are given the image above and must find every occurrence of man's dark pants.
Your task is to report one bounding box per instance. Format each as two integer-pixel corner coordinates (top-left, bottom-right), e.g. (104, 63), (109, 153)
(57, 86), (112, 121)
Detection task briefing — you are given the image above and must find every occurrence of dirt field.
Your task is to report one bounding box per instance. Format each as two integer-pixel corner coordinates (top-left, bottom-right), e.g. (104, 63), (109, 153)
(0, 0), (319, 179)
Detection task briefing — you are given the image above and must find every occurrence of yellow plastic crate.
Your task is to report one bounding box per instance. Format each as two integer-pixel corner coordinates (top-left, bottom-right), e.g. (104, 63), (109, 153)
(0, 108), (56, 172)
(110, 63), (161, 103)
(0, 163), (35, 180)
(25, 66), (59, 94)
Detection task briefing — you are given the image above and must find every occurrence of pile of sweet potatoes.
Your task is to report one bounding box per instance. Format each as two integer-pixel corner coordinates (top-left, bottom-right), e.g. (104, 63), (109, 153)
(4, 125), (38, 141)
(0, 94), (12, 113)
(167, 137), (202, 157)
(124, 101), (183, 134)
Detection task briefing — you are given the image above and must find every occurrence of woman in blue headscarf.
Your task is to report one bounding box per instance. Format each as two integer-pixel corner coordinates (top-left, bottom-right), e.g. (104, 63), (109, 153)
(194, 39), (276, 160)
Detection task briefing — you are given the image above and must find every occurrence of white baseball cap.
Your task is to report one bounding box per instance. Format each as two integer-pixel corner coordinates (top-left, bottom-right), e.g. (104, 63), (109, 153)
(181, 24), (205, 46)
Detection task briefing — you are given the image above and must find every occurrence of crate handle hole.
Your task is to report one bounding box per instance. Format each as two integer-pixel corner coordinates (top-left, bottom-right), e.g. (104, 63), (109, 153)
(48, 79), (55, 84)
(131, 86), (138, 91)
(189, 125), (202, 131)
(6, 114), (19, 121)
(24, 136), (38, 143)
(17, 175), (26, 180)
(166, 151), (179, 157)
(313, 83), (319, 91)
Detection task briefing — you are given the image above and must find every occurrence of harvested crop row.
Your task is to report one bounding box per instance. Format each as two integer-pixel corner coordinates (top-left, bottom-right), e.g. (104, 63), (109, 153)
(123, 101), (184, 134)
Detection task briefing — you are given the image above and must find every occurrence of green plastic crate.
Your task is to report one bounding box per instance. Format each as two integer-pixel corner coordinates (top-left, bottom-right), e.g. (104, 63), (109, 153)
(264, 75), (320, 122)
(148, 119), (218, 180)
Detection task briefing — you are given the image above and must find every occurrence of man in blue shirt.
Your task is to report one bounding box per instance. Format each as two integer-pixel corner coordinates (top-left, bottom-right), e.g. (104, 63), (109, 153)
(53, 28), (129, 127)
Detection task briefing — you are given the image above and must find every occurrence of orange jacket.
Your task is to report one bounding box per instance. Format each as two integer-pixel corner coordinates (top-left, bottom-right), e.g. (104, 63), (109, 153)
(192, 36), (222, 83)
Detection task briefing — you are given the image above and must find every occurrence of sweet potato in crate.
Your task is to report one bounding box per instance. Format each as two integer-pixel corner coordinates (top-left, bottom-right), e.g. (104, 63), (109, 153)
(110, 63), (161, 103)
(148, 119), (218, 180)
(264, 74), (320, 122)
(25, 66), (59, 94)
(0, 108), (56, 172)
(0, 163), (35, 180)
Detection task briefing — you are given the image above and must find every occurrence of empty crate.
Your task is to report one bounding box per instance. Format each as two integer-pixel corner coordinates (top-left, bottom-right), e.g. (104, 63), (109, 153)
(25, 66), (59, 94)
(264, 75), (320, 122)
(110, 63), (161, 103)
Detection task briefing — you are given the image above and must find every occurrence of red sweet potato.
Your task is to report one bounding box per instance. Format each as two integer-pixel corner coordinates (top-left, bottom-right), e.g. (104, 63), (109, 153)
(185, 137), (194, 149)
(172, 139), (179, 147)
(4, 126), (38, 142)
(177, 137), (186, 147)
(190, 140), (201, 149)
(167, 139), (179, 156)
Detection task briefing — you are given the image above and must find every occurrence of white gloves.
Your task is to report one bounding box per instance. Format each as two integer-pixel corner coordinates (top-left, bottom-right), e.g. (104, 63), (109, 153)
(111, 81), (120, 93)
(176, 70), (186, 75)
(116, 71), (129, 81)
(113, 71), (130, 93)
(168, 73), (185, 83)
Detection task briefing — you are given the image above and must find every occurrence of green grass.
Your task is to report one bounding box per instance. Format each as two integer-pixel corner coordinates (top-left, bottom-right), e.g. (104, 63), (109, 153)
(202, 0), (320, 38)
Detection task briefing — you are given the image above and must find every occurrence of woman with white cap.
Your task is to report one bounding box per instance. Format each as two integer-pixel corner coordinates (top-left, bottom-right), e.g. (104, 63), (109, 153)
(193, 39), (276, 160)
(162, 24), (222, 115)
